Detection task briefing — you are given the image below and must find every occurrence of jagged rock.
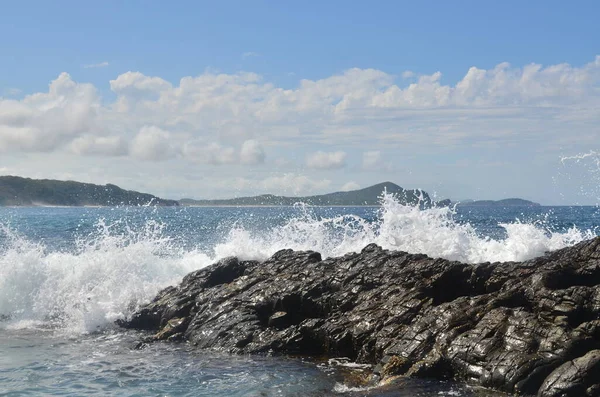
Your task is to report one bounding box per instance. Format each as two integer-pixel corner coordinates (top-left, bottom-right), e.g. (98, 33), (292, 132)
(119, 237), (600, 396)
(538, 350), (600, 397)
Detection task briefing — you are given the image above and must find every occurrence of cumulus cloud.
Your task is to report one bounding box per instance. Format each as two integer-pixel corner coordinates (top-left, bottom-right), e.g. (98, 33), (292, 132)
(360, 150), (395, 172)
(362, 151), (382, 169)
(1, 56), (600, 166)
(260, 173), (331, 195)
(69, 135), (128, 156)
(341, 181), (360, 191)
(110, 71), (172, 103)
(196, 142), (236, 165)
(240, 139), (266, 165)
(306, 151), (347, 169)
(183, 140), (265, 165)
(130, 126), (176, 161)
(0, 72), (99, 152)
(195, 173), (333, 197)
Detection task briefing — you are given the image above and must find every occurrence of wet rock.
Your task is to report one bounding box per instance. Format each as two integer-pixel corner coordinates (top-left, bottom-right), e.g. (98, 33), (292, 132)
(119, 238), (600, 396)
(538, 350), (600, 397)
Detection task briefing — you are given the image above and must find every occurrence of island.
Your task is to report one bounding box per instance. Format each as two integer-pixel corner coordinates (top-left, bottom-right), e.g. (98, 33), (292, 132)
(457, 198), (541, 207)
(0, 176), (179, 206)
(0, 175), (542, 209)
(180, 181), (435, 207)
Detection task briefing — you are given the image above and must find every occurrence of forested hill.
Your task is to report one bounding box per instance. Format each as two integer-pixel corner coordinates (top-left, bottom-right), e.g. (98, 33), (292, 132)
(457, 198), (541, 207)
(180, 182), (434, 207)
(0, 176), (179, 206)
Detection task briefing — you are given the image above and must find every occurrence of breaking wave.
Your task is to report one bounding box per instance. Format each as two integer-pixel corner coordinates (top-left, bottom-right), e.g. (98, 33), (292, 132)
(0, 192), (596, 333)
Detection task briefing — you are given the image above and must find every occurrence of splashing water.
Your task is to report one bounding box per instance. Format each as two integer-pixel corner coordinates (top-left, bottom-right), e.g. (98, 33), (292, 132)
(214, 193), (595, 263)
(0, 220), (208, 334)
(560, 150), (600, 204)
(0, 193), (597, 333)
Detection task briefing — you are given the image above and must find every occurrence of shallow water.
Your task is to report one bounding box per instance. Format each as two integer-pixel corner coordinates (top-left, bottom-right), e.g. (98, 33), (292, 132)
(0, 328), (496, 396)
(0, 328), (333, 396)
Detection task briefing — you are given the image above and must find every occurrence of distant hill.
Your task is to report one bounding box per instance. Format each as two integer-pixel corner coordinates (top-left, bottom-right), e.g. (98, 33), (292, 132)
(0, 176), (178, 207)
(457, 198), (541, 207)
(180, 182), (434, 207)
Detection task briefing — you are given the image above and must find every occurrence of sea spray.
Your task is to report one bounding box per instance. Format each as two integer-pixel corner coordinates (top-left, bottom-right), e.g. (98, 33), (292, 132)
(213, 192), (595, 263)
(0, 219), (207, 334)
(560, 150), (600, 204)
(0, 194), (597, 333)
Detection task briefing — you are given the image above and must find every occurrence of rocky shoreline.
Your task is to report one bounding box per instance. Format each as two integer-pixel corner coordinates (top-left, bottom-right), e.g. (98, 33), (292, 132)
(119, 237), (600, 396)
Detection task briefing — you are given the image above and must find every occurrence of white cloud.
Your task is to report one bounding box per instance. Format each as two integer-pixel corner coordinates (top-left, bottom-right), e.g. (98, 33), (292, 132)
(240, 139), (265, 165)
(341, 181), (360, 191)
(260, 173), (331, 195)
(3, 57), (600, 159)
(361, 150), (394, 172)
(130, 126), (176, 161)
(274, 157), (294, 168)
(84, 61), (109, 69)
(402, 71), (415, 79)
(69, 135), (127, 156)
(362, 151), (382, 169)
(306, 151), (347, 169)
(183, 140), (265, 165)
(110, 71), (172, 104)
(6, 57), (598, 159)
(1, 57), (600, 201)
(0, 72), (99, 152)
(242, 52), (259, 59)
(198, 142), (236, 165)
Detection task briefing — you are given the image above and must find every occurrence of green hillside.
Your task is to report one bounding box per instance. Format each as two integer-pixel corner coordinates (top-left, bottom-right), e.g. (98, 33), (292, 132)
(457, 198), (540, 207)
(180, 182), (433, 207)
(0, 176), (179, 206)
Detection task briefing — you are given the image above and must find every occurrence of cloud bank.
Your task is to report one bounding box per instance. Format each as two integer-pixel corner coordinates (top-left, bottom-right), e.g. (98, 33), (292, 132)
(1, 56), (599, 198)
(306, 151), (347, 169)
(1, 57), (599, 159)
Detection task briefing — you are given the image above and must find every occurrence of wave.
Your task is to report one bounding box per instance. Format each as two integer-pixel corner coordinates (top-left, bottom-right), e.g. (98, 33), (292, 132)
(0, 220), (209, 334)
(213, 194), (595, 263)
(0, 193), (596, 334)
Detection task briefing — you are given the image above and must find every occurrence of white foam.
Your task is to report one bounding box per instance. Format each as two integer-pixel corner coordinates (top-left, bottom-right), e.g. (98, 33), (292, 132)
(333, 382), (377, 393)
(560, 150), (600, 204)
(0, 194), (596, 334)
(0, 220), (209, 335)
(213, 194), (595, 264)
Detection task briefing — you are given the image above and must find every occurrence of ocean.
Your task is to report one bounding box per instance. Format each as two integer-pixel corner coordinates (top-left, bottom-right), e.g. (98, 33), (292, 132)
(1, 195), (599, 396)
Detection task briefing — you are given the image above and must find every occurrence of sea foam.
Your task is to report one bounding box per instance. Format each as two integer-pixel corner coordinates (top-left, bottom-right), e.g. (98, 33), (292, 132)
(213, 194), (594, 263)
(0, 193), (596, 333)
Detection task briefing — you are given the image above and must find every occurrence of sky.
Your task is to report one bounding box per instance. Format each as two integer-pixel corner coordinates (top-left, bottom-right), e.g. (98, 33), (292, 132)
(1, 0), (599, 204)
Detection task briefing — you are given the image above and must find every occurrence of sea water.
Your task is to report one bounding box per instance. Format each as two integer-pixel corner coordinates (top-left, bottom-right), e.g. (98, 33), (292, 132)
(1, 197), (599, 396)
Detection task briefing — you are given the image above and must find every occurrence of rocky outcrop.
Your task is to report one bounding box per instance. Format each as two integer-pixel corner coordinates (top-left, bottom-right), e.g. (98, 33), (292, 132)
(119, 237), (600, 396)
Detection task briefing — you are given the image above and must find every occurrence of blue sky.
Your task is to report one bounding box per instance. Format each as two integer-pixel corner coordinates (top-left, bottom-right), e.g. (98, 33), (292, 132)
(1, 1), (599, 203)
(3, 1), (597, 90)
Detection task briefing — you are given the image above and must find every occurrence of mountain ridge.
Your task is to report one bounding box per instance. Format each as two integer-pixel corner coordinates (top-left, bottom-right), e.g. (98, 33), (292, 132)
(180, 181), (434, 207)
(0, 175), (179, 207)
(456, 198), (541, 207)
(0, 176), (542, 207)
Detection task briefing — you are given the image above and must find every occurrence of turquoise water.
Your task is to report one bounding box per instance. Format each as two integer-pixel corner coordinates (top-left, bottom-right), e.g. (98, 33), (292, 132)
(1, 201), (599, 395)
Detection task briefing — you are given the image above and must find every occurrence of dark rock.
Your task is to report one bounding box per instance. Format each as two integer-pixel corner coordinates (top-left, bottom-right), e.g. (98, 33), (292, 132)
(119, 237), (600, 396)
(538, 350), (600, 397)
